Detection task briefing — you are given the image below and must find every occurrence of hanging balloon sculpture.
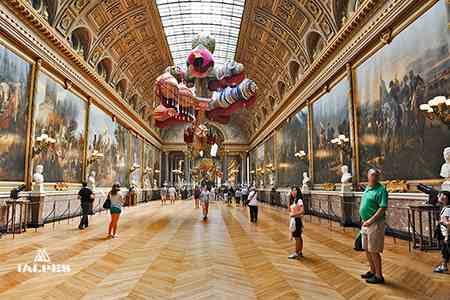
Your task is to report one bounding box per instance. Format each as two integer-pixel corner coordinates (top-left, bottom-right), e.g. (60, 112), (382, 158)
(153, 32), (257, 157)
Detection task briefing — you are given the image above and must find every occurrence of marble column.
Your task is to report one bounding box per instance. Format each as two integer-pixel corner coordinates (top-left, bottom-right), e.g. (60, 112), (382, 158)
(240, 152), (247, 185)
(164, 152), (169, 185)
(169, 153), (173, 185)
(184, 151), (190, 186)
(223, 153), (228, 184)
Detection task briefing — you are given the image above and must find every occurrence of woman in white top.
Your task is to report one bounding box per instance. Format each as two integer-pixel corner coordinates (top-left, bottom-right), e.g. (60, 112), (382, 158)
(108, 183), (124, 239)
(248, 187), (258, 223)
(200, 186), (210, 221)
(434, 191), (450, 273)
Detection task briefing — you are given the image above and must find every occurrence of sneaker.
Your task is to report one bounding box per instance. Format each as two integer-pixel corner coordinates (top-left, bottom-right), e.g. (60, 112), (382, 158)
(298, 252), (304, 258)
(288, 253), (299, 259)
(366, 276), (385, 284)
(433, 264), (448, 273)
(361, 271), (375, 279)
(112, 234), (119, 239)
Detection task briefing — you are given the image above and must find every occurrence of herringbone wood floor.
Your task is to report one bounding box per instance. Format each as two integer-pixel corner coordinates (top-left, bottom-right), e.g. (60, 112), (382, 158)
(0, 201), (448, 300)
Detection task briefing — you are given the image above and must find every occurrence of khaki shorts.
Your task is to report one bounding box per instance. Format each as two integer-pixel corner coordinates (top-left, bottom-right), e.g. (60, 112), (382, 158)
(361, 221), (385, 253)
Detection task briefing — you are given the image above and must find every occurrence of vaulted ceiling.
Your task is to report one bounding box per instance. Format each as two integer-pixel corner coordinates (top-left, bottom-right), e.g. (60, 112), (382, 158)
(26, 0), (361, 141)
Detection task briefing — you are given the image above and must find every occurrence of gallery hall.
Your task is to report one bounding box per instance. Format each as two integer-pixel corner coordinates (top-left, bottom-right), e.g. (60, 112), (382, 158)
(0, 0), (449, 299)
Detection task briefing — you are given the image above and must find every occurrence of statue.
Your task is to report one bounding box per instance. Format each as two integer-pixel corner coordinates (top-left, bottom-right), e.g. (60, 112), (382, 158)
(340, 165), (353, 192)
(87, 171), (96, 192)
(341, 165), (352, 183)
(302, 172), (311, 193)
(153, 32), (257, 129)
(441, 147), (450, 190)
(33, 165), (44, 192)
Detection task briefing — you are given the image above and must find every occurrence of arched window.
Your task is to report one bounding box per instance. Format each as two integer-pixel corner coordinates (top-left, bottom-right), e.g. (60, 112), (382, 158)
(261, 106), (268, 116)
(30, 0), (58, 25)
(269, 95), (276, 109)
(96, 57), (113, 82)
(129, 94), (138, 110)
(70, 27), (92, 60)
(277, 81), (286, 100)
(288, 61), (301, 84)
(116, 79), (128, 99)
(306, 31), (326, 61)
(334, 0), (360, 27)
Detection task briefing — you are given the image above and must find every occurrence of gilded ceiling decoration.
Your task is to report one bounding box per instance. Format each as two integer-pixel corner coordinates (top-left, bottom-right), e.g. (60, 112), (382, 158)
(23, 0), (361, 140)
(235, 0), (362, 137)
(25, 0), (172, 125)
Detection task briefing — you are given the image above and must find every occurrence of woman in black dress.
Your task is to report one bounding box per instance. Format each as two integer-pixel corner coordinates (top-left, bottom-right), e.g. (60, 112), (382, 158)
(288, 186), (305, 259)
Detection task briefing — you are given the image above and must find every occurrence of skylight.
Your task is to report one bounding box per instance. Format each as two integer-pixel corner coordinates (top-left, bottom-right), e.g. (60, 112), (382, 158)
(156, 0), (246, 67)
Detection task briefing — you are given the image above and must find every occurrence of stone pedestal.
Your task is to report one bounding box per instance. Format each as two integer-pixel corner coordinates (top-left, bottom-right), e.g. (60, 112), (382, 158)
(340, 192), (355, 226)
(28, 192), (46, 228)
(340, 183), (353, 193)
(127, 190), (138, 206)
(301, 184), (310, 193)
(302, 192), (311, 214)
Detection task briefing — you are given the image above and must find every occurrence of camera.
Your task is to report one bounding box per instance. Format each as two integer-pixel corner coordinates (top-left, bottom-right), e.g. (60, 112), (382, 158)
(10, 184), (26, 200)
(417, 184), (439, 206)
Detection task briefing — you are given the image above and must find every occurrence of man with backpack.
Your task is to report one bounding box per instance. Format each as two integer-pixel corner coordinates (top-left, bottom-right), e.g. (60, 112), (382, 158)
(78, 182), (94, 230)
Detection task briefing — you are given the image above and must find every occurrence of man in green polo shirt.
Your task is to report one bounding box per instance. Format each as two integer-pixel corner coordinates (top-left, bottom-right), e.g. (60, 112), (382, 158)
(359, 168), (388, 284)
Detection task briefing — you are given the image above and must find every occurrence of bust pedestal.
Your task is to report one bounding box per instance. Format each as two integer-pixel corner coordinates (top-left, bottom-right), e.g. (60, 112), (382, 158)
(341, 183), (353, 192)
(301, 184), (310, 193)
(29, 191), (46, 228)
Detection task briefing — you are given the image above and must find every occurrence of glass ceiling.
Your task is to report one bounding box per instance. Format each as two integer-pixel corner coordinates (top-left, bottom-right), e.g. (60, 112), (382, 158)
(156, 0), (246, 67)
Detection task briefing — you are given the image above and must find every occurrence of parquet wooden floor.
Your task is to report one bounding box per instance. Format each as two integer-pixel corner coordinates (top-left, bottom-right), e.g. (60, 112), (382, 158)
(0, 201), (449, 300)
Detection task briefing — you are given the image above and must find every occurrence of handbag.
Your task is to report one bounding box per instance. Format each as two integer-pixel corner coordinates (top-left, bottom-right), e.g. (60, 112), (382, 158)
(354, 231), (364, 251)
(434, 223), (445, 241)
(103, 194), (111, 209)
(289, 217), (296, 232)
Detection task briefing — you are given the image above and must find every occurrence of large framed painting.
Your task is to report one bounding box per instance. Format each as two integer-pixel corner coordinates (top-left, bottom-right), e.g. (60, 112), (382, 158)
(264, 136), (274, 187)
(115, 124), (129, 186)
(0, 43), (32, 182)
(355, 0), (450, 181)
(255, 143), (265, 188)
(143, 143), (154, 189)
(33, 71), (86, 183)
(130, 134), (142, 187)
(227, 154), (241, 186)
(312, 79), (351, 184)
(87, 105), (118, 187)
(276, 106), (309, 187)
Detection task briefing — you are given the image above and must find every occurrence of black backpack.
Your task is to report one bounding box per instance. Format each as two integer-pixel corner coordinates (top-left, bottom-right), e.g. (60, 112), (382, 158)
(354, 231), (364, 251)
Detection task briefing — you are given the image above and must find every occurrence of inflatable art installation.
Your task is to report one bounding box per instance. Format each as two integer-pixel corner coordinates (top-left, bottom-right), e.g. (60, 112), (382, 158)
(153, 32), (257, 131)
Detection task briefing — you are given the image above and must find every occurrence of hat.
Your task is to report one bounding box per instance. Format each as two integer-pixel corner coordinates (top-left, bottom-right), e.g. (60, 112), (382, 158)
(368, 168), (381, 176)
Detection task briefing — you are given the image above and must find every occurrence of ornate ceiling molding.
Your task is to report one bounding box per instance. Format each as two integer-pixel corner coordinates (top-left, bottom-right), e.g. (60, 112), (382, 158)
(249, 0), (434, 149)
(235, 0), (340, 136)
(0, 0), (163, 147)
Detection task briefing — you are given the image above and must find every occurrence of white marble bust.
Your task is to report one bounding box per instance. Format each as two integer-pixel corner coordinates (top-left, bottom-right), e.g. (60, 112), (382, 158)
(33, 164), (44, 192)
(341, 165), (352, 183)
(302, 172), (311, 185)
(301, 172), (311, 193)
(87, 171), (96, 191)
(441, 147), (450, 187)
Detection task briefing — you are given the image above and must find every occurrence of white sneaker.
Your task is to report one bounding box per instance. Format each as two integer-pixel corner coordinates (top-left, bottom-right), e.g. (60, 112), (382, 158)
(433, 264), (448, 273)
(112, 234), (119, 239)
